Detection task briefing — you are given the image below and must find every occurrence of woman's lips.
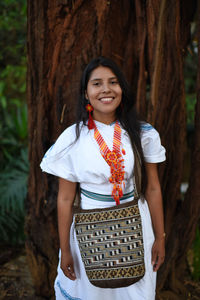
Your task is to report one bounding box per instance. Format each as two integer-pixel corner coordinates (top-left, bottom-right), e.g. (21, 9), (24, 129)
(99, 97), (114, 103)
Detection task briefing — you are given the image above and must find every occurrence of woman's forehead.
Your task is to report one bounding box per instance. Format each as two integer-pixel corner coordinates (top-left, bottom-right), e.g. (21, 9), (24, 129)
(89, 66), (116, 80)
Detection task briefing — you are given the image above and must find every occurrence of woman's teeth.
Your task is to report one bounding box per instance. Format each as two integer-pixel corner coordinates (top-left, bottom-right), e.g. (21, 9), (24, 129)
(100, 98), (113, 102)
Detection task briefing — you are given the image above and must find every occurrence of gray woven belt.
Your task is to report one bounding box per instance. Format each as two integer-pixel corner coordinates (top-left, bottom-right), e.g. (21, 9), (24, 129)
(80, 188), (134, 202)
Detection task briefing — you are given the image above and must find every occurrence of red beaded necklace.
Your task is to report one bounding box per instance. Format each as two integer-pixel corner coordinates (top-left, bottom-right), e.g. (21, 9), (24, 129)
(93, 121), (125, 205)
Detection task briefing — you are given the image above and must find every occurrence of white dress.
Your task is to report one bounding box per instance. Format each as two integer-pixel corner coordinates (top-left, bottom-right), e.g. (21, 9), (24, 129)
(40, 121), (166, 300)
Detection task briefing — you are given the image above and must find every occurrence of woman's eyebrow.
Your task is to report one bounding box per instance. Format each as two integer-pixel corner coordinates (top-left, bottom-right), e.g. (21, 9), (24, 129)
(90, 76), (117, 81)
(90, 78), (102, 81)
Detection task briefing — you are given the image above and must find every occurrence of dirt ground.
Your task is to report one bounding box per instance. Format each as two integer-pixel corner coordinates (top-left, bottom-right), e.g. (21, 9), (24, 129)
(0, 246), (200, 300)
(0, 246), (44, 300)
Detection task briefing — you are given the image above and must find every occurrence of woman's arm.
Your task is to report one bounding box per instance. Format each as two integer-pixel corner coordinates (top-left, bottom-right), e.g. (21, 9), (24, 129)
(57, 177), (77, 280)
(144, 162), (165, 271)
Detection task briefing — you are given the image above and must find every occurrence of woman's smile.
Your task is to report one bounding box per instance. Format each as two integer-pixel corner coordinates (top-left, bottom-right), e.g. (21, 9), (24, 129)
(85, 66), (122, 124)
(98, 97), (114, 103)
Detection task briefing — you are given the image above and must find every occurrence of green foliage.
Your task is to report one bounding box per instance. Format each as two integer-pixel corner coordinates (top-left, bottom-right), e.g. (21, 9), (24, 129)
(185, 94), (196, 126)
(192, 226), (200, 281)
(0, 63), (26, 100)
(184, 22), (198, 126)
(0, 101), (28, 167)
(0, 149), (28, 214)
(0, 0), (27, 245)
(0, 0), (26, 67)
(184, 22), (200, 282)
(0, 148), (28, 244)
(0, 99), (28, 244)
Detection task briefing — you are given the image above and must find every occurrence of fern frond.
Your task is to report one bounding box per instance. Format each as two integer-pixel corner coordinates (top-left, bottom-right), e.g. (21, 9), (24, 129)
(0, 169), (27, 214)
(0, 147), (29, 244)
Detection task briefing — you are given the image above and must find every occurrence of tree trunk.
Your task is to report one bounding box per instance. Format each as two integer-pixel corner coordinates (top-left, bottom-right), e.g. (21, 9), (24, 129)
(26, 0), (199, 299)
(157, 2), (200, 298)
(26, 0), (139, 297)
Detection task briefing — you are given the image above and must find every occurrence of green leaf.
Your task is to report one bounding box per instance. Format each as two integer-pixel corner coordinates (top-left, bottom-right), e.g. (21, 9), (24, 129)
(0, 148), (28, 244)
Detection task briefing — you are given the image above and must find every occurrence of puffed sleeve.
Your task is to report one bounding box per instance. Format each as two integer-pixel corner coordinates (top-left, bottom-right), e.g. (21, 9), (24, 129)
(40, 124), (78, 182)
(141, 123), (166, 163)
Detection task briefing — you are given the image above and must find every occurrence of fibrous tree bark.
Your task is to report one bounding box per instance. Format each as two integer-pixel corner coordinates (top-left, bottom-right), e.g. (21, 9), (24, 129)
(26, 1), (139, 298)
(26, 1), (199, 299)
(156, 3), (200, 299)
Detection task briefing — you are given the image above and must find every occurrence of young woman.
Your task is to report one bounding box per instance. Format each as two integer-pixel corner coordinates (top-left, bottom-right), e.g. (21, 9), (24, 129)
(40, 57), (166, 300)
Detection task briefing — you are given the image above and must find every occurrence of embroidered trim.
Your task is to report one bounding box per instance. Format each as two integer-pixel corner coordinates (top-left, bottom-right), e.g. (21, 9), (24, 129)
(44, 144), (54, 158)
(80, 188), (134, 202)
(141, 123), (153, 131)
(57, 281), (82, 300)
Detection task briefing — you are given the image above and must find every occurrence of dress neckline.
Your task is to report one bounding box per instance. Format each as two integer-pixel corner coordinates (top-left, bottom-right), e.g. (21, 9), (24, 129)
(94, 120), (117, 128)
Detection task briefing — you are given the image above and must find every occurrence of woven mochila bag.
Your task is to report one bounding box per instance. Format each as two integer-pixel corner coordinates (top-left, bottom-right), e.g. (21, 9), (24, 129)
(74, 195), (145, 288)
(74, 145), (145, 288)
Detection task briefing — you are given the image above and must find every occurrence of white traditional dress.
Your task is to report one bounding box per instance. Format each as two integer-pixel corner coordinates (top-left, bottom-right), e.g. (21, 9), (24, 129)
(40, 121), (166, 300)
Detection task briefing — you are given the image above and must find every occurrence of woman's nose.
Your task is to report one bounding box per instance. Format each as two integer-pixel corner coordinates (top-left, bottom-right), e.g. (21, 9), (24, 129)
(102, 82), (111, 93)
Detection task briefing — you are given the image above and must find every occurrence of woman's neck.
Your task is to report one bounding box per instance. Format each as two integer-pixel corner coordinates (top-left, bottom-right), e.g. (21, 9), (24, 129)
(92, 112), (117, 125)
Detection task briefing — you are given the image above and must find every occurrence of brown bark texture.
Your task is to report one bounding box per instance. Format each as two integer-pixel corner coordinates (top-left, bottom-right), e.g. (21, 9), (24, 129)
(26, 0), (199, 299)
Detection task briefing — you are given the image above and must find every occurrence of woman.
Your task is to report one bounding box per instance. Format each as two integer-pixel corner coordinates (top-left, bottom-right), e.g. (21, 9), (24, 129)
(40, 56), (166, 300)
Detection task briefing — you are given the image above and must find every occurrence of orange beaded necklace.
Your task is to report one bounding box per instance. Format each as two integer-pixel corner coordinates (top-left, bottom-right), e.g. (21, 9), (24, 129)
(93, 121), (125, 205)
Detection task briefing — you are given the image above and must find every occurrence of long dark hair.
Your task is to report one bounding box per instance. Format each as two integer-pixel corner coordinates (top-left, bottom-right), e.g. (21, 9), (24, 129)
(76, 56), (145, 192)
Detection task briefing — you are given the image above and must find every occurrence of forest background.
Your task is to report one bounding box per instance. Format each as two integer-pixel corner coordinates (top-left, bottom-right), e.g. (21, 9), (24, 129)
(0, 0), (199, 299)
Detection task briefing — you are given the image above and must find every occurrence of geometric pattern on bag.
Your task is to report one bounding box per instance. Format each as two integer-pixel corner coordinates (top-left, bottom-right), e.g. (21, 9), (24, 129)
(87, 264), (145, 280)
(75, 204), (140, 223)
(74, 199), (145, 288)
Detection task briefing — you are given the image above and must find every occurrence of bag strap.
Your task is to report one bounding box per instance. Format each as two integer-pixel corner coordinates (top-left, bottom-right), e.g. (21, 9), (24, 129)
(132, 143), (142, 199)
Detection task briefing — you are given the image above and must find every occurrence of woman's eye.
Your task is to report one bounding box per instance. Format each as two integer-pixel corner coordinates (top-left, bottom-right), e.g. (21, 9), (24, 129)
(111, 81), (118, 85)
(93, 82), (100, 86)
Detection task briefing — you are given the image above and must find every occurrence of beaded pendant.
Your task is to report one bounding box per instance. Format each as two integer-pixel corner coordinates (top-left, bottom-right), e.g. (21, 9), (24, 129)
(93, 121), (125, 205)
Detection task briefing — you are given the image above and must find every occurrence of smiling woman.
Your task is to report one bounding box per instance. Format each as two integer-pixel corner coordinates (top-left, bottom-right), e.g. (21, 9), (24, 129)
(85, 66), (122, 124)
(40, 57), (166, 300)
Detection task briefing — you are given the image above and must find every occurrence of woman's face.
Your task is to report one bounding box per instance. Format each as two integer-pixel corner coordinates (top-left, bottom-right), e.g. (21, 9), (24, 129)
(85, 66), (122, 123)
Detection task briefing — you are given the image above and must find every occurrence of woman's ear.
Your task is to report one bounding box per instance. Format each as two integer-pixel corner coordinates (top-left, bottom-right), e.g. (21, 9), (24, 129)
(85, 90), (88, 100)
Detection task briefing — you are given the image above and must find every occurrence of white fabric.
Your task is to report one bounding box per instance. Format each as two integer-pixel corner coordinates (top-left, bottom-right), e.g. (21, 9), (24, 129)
(40, 121), (166, 300)
(40, 121), (165, 193)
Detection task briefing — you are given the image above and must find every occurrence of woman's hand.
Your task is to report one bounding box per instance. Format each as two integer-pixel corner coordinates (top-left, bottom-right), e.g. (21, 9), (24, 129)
(57, 178), (77, 281)
(61, 250), (76, 280)
(151, 238), (165, 272)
